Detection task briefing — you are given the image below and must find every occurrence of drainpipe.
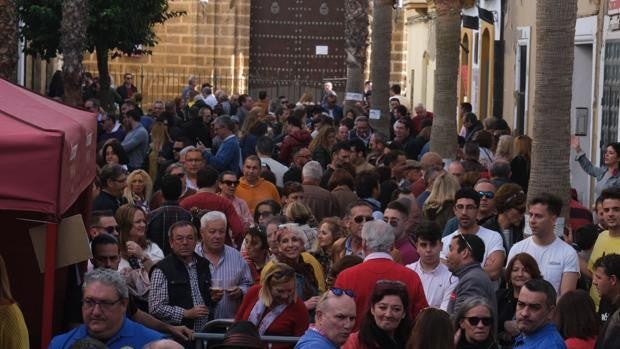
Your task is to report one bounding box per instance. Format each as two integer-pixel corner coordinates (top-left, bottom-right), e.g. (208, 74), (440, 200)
(492, 0), (506, 118)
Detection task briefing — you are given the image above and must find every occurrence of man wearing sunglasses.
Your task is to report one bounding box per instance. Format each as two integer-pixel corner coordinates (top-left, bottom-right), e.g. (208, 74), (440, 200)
(334, 220), (428, 330)
(441, 187), (505, 281)
(443, 179), (498, 237)
(89, 210), (120, 239)
(332, 201), (375, 259)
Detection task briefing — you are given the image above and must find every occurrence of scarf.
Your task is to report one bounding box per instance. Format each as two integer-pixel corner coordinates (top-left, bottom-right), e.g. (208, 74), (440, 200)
(278, 254), (319, 300)
(247, 297), (288, 336)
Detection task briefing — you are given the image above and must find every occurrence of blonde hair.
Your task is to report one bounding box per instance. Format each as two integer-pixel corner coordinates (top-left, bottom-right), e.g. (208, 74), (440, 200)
(424, 173), (460, 210)
(259, 263), (296, 307)
(309, 126), (336, 153)
(284, 201), (313, 225)
(495, 135), (514, 161)
(0, 254), (14, 303)
(123, 169), (153, 204)
(298, 92), (314, 104)
(151, 121), (171, 152)
(513, 135), (532, 160)
(240, 106), (265, 136)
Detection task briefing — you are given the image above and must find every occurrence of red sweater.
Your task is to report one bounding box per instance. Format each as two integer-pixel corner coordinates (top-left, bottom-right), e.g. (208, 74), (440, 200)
(235, 284), (309, 349)
(335, 257), (428, 330)
(179, 191), (245, 246)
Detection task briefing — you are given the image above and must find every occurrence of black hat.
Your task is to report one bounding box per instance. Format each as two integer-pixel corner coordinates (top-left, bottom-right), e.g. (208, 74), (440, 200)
(211, 321), (265, 349)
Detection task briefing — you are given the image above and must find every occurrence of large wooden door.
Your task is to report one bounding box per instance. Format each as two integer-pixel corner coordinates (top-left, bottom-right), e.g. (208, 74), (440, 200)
(249, 0), (346, 102)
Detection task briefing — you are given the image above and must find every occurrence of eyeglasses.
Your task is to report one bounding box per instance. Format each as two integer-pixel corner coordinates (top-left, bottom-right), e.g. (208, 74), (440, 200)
(95, 225), (119, 234)
(465, 316), (493, 326)
(353, 215), (374, 224)
(478, 191), (495, 199)
(458, 232), (474, 252)
(330, 287), (356, 298)
(173, 172), (186, 178)
(83, 297), (122, 312)
(113, 177), (127, 183)
(506, 191), (526, 206)
(222, 180), (240, 187)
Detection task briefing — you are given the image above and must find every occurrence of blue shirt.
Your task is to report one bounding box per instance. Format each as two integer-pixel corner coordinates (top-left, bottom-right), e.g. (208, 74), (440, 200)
(295, 328), (339, 349)
(49, 317), (163, 349)
(514, 323), (567, 349)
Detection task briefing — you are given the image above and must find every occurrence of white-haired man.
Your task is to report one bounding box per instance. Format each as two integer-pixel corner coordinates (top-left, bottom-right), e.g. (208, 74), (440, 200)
(302, 160), (341, 220)
(194, 211), (253, 319)
(334, 220), (428, 330)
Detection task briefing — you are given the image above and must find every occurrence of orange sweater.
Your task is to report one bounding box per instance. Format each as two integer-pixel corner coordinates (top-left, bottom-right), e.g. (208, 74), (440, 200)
(235, 177), (281, 214)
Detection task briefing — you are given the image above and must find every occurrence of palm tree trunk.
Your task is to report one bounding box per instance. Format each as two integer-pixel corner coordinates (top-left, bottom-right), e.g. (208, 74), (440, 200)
(343, 0), (369, 117)
(369, 0), (393, 138)
(0, 0), (18, 82)
(429, 0), (460, 159)
(95, 44), (116, 112)
(60, 0), (88, 106)
(527, 0), (578, 217)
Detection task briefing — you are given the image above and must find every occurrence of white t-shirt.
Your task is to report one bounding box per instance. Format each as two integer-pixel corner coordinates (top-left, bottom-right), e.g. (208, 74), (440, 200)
(260, 157), (289, 188)
(407, 261), (458, 311)
(440, 226), (505, 266)
(507, 237), (579, 293)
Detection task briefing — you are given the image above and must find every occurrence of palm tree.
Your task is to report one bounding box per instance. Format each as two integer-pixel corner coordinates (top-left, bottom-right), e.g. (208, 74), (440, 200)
(343, 0), (369, 117)
(0, 0), (18, 82)
(369, 0), (393, 137)
(429, 0), (461, 159)
(60, 0), (88, 106)
(527, 0), (578, 216)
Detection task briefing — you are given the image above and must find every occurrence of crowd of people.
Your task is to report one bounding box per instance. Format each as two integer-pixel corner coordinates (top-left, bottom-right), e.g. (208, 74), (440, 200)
(4, 73), (620, 349)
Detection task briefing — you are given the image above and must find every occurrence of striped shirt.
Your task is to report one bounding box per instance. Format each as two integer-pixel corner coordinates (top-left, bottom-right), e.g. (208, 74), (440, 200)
(195, 244), (253, 319)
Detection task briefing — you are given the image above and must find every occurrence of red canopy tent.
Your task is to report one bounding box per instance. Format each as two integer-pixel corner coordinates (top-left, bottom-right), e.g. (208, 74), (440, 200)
(0, 78), (97, 348)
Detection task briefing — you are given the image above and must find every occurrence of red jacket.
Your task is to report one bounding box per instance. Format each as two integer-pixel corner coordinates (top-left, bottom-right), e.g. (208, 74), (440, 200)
(236, 284), (309, 349)
(279, 129), (312, 165)
(179, 191), (245, 247)
(335, 256), (428, 331)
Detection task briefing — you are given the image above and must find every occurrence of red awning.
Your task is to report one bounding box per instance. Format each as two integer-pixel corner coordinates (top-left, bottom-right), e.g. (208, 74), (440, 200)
(0, 78), (97, 218)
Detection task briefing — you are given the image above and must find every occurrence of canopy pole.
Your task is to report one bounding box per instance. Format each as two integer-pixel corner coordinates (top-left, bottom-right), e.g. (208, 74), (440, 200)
(41, 222), (58, 349)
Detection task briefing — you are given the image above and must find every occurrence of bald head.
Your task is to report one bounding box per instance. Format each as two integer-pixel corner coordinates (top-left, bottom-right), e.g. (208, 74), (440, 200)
(448, 160), (465, 184)
(420, 152), (444, 171)
(144, 339), (184, 349)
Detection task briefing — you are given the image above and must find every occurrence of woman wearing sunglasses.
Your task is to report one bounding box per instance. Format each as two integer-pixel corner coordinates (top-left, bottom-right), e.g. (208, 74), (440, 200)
(343, 280), (412, 349)
(454, 297), (498, 349)
(236, 263), (309, 349)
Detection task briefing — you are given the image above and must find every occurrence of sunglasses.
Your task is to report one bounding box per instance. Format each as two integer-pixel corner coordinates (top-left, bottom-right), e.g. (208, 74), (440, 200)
(465, 316), (493, 326)
(173, 147), (184, 152)
(478, 191), (495, 199)
(458, 232), (474, 252)
(330, 287), (356, 298)
(222, 180), (240, 186)
(95, 225), (119, 234)
(353, 215), (374, 224)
